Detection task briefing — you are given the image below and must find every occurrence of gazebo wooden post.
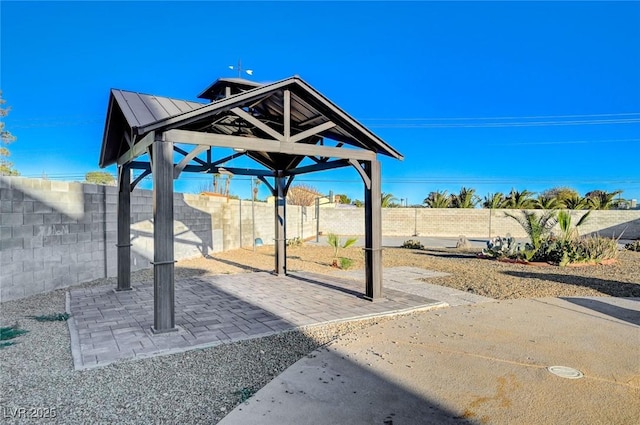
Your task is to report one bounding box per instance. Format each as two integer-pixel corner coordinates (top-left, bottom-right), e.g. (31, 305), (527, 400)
(151, 137), (176, 333)
(274, 173), (287, 275)
(364, 159), (383, 300)
(116, 164), (132, 291)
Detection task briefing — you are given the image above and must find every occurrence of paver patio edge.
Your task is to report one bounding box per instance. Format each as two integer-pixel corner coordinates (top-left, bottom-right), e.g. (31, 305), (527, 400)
(66, 291), (84, 370)
(68, 295), (447, 371)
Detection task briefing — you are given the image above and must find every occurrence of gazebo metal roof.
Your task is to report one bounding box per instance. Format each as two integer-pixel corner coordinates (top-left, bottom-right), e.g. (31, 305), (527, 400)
(100, 75), (402, 333)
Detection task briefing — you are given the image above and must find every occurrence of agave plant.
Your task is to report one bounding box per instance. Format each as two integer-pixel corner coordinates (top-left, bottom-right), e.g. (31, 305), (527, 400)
(424, 190), (451, 208)
(505, 210), (557, 250)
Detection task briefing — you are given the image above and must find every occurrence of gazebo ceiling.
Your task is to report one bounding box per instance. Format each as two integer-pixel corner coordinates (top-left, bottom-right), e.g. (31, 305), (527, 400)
(100, 76), (403, 172)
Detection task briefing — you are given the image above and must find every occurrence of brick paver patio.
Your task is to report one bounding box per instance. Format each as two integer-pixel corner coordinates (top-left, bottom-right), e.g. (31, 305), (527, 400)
(67, 270), (446, 370)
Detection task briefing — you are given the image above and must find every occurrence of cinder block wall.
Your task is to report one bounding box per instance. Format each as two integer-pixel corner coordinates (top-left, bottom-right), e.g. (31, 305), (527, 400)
(0, 177), (317, 301)
(1, 177), (116, 301)
(319, 207), (640, 239)
(2, 176), (639, 302)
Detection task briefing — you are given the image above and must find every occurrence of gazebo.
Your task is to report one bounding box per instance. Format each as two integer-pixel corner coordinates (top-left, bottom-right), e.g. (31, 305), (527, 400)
(99, 76), (403, 333)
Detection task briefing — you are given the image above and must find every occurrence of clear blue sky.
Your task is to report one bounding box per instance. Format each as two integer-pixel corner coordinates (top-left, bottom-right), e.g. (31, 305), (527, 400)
(2, 1), (639, 205)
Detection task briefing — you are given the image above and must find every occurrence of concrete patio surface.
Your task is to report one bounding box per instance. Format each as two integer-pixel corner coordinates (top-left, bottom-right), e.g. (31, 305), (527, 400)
(67, 268), (457, 370)
(219, 296), (640, 425)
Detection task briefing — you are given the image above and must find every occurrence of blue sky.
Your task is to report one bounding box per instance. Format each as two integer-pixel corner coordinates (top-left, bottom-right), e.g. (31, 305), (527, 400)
(2, 1), (639, 205)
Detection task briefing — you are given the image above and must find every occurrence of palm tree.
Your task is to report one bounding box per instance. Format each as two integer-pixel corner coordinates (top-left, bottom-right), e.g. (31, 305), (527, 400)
(563, 194), (588, 210)
(451, 187), (480, 208)
(252, 179), (261, 201)
(505, 210), (557, 250)
(482, 192), (504, 209)
(502, 189), (536, 209)
(557, 210), (591, 242)
(381, 192), (399, 208)
(424, 190), (451, 208)
(212, 173), (221, 193)
(223, 174), (232, 196)
(534, 195), (563, 210)
(586, 190), (623, 210)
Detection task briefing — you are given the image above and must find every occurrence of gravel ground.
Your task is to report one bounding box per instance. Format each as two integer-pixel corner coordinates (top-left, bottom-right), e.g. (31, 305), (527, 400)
(1, 245), (638, 423)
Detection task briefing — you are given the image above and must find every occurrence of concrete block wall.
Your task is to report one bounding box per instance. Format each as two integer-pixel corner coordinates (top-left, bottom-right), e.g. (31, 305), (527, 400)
(1, 177), (321, 301)
(2, 176), (639, 302)
(1, 177), (115, 301)
(319, 207), (640, 239)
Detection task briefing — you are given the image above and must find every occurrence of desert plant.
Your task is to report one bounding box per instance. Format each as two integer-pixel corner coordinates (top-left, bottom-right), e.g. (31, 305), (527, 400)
(482, 235), (521, 259)
(327, 234), (358, 267)
(625, 241), (640, 252)
(29, 312), (70, 322)
(287, 237), (303, 247)
(578, 235), (620, 263)
(338, 257), (354, 270)
(505, 210), (557, 251)
(0, 325), (28, 348)
(401, 239), (424, 250)
(557, 210), (591, 243)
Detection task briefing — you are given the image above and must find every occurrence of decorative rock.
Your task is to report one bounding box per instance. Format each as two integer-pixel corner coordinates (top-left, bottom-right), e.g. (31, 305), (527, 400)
(456, 235), (472, 250)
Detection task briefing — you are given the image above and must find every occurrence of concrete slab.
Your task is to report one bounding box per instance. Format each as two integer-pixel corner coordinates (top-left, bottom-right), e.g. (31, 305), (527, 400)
(334, 266), (493, 306)
(67, 271), (446, 370)
(219, 297), (640, 425)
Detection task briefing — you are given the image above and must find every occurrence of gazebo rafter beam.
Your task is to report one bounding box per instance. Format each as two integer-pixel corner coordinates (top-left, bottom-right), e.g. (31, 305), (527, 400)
(117, 131), (155, 165)
(211, 151), (247, 167)
(174, 145), (208, 179)
(231, 107), (284, 141)
(131, 169), (151, 190)
(286, 159), (351, 176)
(173, 145), (207, 166)
(162, 129), (375, 161)
(258, 176), (275, 195)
